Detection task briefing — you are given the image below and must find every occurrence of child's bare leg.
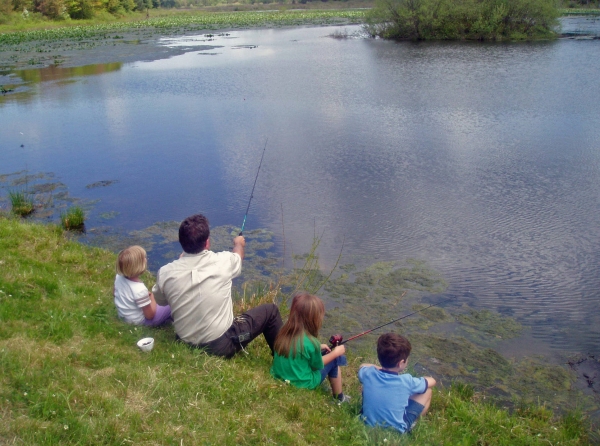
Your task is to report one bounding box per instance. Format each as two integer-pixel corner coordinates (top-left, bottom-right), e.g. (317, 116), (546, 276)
(328, 366), (342, 396)
(409, 388), (433, 416)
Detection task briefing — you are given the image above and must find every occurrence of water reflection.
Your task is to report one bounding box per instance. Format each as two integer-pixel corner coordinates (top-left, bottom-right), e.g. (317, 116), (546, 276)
(0, 62), (122, 104)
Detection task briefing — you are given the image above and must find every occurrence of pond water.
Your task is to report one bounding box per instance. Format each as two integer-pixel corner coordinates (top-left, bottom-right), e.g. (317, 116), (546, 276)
(1, 23), (599, 362)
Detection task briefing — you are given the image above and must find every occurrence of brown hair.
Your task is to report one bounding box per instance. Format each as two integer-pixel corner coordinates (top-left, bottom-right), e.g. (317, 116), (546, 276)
(274, 292), (325, 357)
(377, 332), (412, 369)
(116, 245), (147, 279)
(179, 214), (210, 254)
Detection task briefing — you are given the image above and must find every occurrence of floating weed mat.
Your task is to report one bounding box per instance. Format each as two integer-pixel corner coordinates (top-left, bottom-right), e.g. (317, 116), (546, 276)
(456, 308), (523, 340)
(320, 259), (449, 341)
(412, 335), (593, 416)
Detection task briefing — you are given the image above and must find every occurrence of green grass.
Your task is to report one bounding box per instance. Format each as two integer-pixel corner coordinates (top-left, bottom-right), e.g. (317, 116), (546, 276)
(60, 206), (85, 231)
(0, 216), (594, 445)
(559, 8), (600, 15)
(8, 189), (34, 217)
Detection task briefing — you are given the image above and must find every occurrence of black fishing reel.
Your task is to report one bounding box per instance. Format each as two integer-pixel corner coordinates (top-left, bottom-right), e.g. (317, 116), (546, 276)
(329, 334), (343, 347)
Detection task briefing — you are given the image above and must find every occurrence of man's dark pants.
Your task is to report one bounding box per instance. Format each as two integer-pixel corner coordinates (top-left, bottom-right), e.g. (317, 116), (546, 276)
(189, 303), (283, 359)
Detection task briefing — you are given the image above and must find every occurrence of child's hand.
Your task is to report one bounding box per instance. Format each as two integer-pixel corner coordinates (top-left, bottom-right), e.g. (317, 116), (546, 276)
(333, 345), (346, 356)
(320, 344), (331, 353)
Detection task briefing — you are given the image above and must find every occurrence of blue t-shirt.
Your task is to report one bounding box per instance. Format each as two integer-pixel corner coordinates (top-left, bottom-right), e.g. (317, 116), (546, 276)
(358, 366), (428, 433)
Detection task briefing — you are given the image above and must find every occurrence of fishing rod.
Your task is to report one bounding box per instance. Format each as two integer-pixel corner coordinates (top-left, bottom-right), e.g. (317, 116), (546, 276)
(329, 296), (456, 347)
(239, 138), (268, 236)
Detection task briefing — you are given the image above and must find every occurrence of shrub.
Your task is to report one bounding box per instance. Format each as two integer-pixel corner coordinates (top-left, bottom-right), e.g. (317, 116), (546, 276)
(60, 206), (85, 231)
(36, 0), (68, 18)
(66, 0), (94, 17)
(0, 0), (12, 14)
(365, 0), (560, 40)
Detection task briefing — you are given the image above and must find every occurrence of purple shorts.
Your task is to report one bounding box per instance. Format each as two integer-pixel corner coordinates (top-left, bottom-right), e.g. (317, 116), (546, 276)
(143, 305), (172, 327)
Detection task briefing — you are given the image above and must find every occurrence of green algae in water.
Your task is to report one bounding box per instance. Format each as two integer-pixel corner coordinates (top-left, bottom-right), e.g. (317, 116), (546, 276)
(29, 181), (66, 194)
(130, 220), (180, 246)
(326, 259), (447, 303)
(418, 335), (512, 384)
(98, 211), (119, 220)
(86, 180), (119, 189)
(456, 308), (522, 339)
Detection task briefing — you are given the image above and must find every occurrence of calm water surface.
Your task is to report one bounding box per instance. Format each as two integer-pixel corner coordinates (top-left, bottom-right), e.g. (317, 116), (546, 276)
(1, 25), (599, 358)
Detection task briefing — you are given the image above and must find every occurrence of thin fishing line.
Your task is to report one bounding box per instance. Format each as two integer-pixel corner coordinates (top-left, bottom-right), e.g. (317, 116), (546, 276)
(338, 296), (456, 345)
(240, 138), (268, 235)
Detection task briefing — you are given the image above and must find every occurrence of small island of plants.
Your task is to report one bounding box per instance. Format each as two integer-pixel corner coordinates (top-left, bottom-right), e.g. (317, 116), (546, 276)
(365, 0), (562, 40)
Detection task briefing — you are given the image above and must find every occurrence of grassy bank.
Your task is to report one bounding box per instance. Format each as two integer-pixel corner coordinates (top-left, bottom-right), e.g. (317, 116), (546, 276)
(0, 215), (593, 444)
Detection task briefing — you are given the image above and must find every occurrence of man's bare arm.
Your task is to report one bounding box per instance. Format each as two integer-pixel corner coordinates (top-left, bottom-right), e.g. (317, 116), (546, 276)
(233, 235), (245, 260)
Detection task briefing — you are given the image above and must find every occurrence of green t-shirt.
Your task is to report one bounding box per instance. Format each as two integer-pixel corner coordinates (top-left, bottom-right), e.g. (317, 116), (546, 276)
(271, 333), (324, 389)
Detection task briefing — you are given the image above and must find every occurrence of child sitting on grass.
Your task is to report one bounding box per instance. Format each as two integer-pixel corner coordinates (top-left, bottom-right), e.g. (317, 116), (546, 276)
(358, 332), (436, 433)
(271, 292), (350, 403)
(114, 245), (171, 327)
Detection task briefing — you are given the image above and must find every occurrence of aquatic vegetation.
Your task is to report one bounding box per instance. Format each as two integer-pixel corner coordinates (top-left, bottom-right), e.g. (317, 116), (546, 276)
(456, 308), (523, 339)
(326, 259), (447, 302)
(98, 211), (119, 220)
(8, 189), (34, 216)
(560, 8), (600, 15)
(0, 171), (86, 226)
(85, 179), (119, 189)
(419, 335), (512, 384)
(60, 206), (85, 231)
(511, 357), (574, 403)
(0, 10), (366, 47)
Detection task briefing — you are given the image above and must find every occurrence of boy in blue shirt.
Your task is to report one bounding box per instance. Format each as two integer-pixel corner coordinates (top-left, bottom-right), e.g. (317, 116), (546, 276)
(358, 332), (436, 433)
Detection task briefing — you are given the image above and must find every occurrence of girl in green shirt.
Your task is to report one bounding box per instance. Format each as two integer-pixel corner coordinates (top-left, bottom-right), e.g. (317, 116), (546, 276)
(271, 292), (349, 402)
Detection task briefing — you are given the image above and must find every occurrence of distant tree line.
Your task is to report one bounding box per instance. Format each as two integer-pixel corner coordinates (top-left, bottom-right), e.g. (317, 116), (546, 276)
(0, 0), (596, 23)
(0, 0), (155, 19)
(365, 0), (565, 40)
(0, 0), (355, 21)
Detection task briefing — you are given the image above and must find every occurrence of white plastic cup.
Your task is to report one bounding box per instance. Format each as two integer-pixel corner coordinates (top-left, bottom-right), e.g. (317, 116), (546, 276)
(137, 337), (154, 352)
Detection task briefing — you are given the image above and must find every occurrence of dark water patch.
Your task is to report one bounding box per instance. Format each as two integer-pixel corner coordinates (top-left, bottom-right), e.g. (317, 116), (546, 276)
(569, 354), (600, 397)
(86, 180), (119, 189)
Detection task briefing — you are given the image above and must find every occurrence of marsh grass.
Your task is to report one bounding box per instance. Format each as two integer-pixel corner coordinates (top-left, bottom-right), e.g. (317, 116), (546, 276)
(0, 9), (366, 45)
(60, 206), (85, 231)
(8, 188), (34, 216)
(0, 216), (594, 445)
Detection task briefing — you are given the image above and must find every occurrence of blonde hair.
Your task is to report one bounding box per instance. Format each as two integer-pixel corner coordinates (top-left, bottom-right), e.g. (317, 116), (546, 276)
(116, 246), (147, 279)
(274, 292), (325, 357)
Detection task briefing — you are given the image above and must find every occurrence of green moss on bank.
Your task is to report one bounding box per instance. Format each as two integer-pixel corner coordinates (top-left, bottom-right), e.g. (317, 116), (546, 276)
(0, 216), (593, 444)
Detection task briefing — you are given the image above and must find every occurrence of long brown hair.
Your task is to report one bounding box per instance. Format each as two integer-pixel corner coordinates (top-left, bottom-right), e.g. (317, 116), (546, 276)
(274, 292), (325, 357)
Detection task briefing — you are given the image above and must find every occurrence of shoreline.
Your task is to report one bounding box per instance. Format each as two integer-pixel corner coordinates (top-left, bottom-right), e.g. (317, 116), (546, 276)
(0, 10), (366, 71)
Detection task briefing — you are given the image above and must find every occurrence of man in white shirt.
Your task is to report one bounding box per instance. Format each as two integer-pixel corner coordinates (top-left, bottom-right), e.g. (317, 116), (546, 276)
(153, 214), (282, 358)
